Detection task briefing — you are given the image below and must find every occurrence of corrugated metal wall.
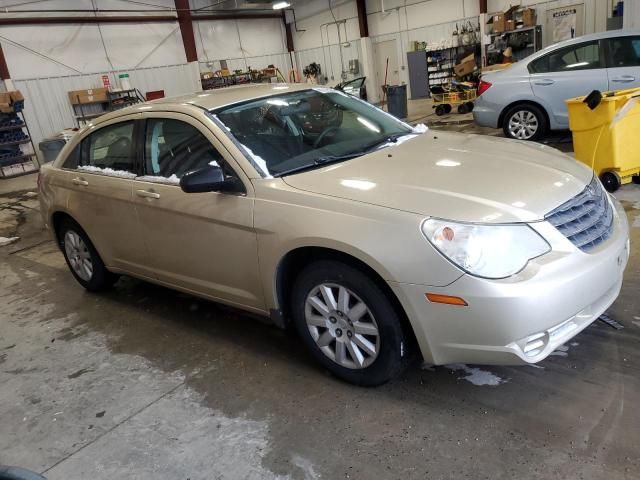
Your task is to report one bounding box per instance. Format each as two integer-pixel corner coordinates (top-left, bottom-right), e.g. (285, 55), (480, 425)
(14, 63), (197, 154)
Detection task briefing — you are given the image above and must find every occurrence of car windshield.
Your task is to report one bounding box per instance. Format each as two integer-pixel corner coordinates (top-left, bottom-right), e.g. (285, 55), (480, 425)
(209, 88), (415, 177)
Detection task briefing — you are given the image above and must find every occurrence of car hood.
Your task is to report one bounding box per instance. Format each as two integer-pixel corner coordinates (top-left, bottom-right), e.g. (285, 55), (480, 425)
(282, 131), (592, 223)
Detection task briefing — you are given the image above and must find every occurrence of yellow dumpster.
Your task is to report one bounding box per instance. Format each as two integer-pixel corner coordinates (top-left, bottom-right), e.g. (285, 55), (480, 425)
(566, 87), (640, 192)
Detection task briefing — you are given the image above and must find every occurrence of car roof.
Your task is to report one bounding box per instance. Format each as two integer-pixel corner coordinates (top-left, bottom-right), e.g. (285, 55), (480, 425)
(91, 83), (313, 126)
(530, 29), (640, 59)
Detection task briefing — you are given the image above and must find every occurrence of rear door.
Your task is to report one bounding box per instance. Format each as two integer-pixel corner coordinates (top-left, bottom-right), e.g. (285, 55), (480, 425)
(131, 112), (264, 311)
(529, 40), (608, 129)
(604, 35), (640, 90)
(58, 115), (149, 274)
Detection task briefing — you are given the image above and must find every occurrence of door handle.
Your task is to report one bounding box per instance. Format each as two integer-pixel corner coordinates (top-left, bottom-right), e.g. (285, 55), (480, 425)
(136, 189), (160, 199)
(534, 79), (555, 86)
(612, 75), (636, 83)
(72, 177), (88, 186)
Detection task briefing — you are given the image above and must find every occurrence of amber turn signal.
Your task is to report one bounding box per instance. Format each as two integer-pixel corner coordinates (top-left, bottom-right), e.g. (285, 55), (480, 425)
(425, 293), (468, 306)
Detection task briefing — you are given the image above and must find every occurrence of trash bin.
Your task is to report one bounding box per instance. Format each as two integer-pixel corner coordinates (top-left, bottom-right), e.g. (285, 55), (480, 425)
(38, 137), (67, 164)
(386, 84), (408, 119)
(566, 87), (640, 192)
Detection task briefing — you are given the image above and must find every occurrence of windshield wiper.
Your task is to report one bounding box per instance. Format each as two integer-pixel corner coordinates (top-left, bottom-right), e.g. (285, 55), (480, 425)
(275, 133), (412, 177)
(275, 153), (361, 177)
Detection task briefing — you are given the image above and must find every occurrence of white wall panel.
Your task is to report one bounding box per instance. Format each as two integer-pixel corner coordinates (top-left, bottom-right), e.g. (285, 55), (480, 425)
(14, 64), (197, 155)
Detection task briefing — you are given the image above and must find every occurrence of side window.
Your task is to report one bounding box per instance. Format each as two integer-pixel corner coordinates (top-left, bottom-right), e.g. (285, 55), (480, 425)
(80, 121), (135, 172)
(606, 36), (640, 68)
(529, 41), (601, 73)
(144, 118), (226, 180)
(62, 144), (81, 169)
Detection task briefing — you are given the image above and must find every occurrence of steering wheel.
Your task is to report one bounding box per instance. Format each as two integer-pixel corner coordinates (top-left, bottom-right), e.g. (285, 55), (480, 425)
(313, 126), (340, 148)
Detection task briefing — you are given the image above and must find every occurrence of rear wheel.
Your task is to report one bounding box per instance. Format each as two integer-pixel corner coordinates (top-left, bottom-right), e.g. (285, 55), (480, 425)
(502, 104), (546, 141)
(457, 103), (469, 114)
(444, 104), (452, 114)
(435, 104), (447, 116)
(58, 219), (118, 291)
(600, 172), (621, 193)
(290, 260), (412, 386)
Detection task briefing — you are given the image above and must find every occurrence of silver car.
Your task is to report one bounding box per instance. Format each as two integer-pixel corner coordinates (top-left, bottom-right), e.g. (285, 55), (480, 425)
(474, 30), (640, 140)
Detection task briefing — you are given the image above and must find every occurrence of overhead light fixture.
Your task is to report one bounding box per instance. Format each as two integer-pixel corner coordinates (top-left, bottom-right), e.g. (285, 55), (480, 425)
(272, 1), (290, 9)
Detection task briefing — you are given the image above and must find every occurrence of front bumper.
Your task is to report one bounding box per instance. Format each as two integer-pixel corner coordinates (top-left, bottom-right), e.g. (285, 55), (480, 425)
(390, 197), (630, 365)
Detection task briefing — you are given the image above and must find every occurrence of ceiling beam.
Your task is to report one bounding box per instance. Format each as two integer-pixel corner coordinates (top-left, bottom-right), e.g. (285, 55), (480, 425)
(0, 13), (282, 26)
(0, 43), (11, 80)
(356, 0), (368, 37)
(175, 0), (198, 63)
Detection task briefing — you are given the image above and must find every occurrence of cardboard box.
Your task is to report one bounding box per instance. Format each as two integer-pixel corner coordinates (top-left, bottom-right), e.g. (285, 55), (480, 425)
(488, 6), (518, 33)
(0, 90), (24, 113)
(522, 8), (537, 27)
(454, 54), (476, 78)
(506, 19), (516, 31)
(68, 88), (108, 105)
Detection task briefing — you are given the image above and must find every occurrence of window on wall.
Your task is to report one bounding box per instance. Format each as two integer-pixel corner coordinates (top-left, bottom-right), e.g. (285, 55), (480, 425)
(529, 41), (602, 73)
(606, 36), (640, 67)
(80, 121), (136, 173)
(144, 118), (226, 180)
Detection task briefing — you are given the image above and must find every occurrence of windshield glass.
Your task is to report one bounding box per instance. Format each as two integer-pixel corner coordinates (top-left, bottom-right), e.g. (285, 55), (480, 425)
(210, 88), (414, 177)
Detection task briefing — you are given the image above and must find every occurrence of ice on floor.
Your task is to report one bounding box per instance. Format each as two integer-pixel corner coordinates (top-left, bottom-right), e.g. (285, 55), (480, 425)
(446, 364), (506, 386)
(0, 236), (20, 247)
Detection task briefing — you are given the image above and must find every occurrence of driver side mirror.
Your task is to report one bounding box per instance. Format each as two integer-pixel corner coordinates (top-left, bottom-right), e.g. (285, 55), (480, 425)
(179, 165), (244, 194)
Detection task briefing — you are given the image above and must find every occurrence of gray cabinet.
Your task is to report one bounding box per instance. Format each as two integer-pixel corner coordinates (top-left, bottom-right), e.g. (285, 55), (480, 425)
(407, 50), (429, 99)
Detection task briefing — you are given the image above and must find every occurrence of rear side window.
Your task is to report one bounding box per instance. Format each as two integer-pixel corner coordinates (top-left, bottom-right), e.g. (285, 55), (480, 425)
(143, 118), (225, 179)
(529, 41), (601, 73)
(80, 122), (136, 173)
(606, 36), (640, 67)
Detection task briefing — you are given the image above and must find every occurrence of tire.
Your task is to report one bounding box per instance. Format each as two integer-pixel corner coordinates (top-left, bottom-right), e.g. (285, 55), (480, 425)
(502, 104), (547, 141)
(457, 103), (469, 114)
(444, 104), (452, 114)
(466, 101), (474, 112)
(58, 219), (119, 291)
(600, 171), (621, 193)
(290, 260), (413, 386)
(435, 105), (446, 116)
(632, 175), (640, 185)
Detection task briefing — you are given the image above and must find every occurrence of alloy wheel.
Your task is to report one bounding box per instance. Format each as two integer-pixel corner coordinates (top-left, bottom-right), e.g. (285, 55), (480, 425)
(64, 230), (93, 282)
(507, 110), (539, 140)
(305, 283), (380, 369)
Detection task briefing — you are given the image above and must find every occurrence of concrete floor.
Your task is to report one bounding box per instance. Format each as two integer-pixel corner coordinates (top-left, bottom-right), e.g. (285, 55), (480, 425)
(1, 116), (640, 479)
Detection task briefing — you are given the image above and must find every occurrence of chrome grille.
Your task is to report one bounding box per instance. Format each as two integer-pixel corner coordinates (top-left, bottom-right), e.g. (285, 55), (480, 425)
(545, 177), (613, 251)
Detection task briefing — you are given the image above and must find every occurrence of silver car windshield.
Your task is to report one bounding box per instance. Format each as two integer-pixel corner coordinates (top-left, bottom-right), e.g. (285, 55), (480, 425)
(209, 88), (414, 177)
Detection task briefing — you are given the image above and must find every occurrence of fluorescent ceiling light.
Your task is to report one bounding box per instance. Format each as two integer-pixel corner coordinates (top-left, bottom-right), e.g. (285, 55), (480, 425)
(272, 1), (290, 9)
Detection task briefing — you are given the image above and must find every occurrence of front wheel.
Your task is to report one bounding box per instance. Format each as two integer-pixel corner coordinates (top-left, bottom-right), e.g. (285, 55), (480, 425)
(502, 104), (547, 141)
(290, 260), (413, 386)
(58, 219), (119, 291)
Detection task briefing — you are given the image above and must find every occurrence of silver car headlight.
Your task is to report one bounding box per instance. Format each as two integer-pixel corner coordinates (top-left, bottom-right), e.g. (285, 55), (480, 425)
(421, 219), (551, 279)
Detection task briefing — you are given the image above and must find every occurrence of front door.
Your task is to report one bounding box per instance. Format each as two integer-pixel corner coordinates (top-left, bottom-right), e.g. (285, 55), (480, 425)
(604, 35), (640, 90)
(131, 113), (264, 311)
(529, 39), (608, 129)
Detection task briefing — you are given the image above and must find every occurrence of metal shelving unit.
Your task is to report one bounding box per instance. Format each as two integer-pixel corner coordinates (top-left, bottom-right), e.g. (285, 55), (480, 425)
(426, 43), (480, 87)
(0, 110), (39, 179)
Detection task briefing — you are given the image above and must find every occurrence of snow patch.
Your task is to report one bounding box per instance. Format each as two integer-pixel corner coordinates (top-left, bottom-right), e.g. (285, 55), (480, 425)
(413, 123), (428, 133)
(78, 165), (136, 179)
(241, 144), (271, 178)
(550, 344), (570, 357)
(136, 174), (180, 185)
(527, 364), (545, 370)
(446, 364), (506, 386)
(0, 236), (20, 247)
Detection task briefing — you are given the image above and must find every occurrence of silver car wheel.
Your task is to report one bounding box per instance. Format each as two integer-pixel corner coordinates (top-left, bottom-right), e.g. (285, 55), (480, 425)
(305, 283), (380, 369)
(64, 230), (93, 282)
(507, 110), (539, 140)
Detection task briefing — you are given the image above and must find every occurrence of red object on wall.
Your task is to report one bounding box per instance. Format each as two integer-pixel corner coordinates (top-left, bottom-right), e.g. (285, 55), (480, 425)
(146, 90), (165, 101)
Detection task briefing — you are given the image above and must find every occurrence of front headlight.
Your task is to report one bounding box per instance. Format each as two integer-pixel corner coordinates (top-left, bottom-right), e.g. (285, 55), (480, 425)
(421, 219), (551, 279)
